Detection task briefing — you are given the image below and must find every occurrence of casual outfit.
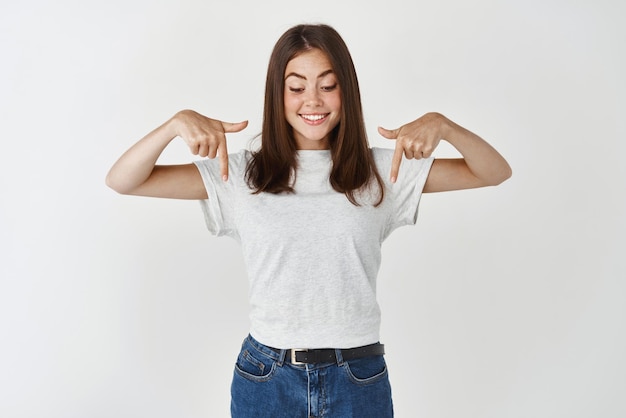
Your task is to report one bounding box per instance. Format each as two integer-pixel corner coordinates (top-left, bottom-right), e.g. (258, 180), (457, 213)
(194, 148), (433, 417)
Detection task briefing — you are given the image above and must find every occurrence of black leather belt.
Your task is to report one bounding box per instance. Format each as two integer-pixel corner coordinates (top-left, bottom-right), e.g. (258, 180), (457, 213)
(279, 343), (385, 365)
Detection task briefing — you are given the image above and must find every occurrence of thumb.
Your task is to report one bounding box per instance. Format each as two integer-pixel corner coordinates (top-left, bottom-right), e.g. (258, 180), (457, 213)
(377, 126), (398, 140)
(222, 120), (249, 133)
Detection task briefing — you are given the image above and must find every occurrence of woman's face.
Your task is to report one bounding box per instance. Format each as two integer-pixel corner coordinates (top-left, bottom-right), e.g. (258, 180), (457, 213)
(283, 48), (342, 150)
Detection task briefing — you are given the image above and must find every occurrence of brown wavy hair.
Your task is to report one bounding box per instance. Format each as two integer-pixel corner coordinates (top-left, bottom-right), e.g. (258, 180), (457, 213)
(245, 24), (384, 206)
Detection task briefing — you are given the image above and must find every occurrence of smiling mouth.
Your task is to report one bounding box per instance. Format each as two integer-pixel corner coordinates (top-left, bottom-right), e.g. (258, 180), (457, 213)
(300, 113), (329, 124)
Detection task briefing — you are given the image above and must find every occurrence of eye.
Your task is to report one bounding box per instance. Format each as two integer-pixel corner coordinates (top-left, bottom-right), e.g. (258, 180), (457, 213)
(321, 84), (338, 92)
(288, 87), (304, 93)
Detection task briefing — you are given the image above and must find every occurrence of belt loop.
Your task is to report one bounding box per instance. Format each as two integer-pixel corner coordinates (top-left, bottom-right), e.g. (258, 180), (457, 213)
(334, 348), (344, 366)
(277, 349), (286, 366)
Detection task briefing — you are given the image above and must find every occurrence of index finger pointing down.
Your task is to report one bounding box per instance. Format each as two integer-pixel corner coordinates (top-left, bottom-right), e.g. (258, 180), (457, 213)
(390, 143), (404, 183)
(219, 140), (229, 181)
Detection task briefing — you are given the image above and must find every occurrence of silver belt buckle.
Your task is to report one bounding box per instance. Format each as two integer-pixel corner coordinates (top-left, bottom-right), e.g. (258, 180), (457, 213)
(291, 349), (307, 365)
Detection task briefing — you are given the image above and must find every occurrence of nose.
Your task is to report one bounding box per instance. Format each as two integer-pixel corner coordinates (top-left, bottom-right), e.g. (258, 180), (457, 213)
(304, 89), (322, 106)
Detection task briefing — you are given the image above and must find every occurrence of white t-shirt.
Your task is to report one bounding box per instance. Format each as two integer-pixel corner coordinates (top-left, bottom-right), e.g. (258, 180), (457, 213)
(194, 148), (433, 349)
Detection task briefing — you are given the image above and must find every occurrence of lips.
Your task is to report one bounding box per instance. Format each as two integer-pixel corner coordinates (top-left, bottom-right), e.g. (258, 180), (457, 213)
(300, 113), (329, 125)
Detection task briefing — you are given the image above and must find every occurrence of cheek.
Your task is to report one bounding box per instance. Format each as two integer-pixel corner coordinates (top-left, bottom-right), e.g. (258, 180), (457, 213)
(283, 98), (299, 128)
(283, 94), (299, 112)
(329, 92), (342, 112)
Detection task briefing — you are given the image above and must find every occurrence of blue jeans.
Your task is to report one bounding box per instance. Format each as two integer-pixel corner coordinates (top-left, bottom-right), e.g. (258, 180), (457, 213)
(231, 335), (394, 417)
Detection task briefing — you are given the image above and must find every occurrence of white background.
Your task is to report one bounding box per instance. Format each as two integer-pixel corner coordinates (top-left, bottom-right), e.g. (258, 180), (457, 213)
(1, 0), (624, 417)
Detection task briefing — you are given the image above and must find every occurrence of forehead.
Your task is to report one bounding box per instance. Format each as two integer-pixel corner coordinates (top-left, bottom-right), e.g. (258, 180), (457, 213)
(285, 48), (334, 76)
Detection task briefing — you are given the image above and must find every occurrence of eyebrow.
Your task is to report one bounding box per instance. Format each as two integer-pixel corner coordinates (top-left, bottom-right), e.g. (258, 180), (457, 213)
(284, 69), (334, 81)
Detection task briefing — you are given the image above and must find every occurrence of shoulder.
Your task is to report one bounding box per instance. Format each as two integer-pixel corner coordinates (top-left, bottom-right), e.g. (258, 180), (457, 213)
(194, 149), (252, 172)
(371, 147), (394, 158)
(229, 149), (253, 167)
(370, 147), (434, 182)
(370, 147), (394, 163)
(370, 147), (395, 172)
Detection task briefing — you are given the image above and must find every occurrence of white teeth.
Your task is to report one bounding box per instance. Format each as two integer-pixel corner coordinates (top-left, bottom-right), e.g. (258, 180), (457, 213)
(301, 114), (326, 121)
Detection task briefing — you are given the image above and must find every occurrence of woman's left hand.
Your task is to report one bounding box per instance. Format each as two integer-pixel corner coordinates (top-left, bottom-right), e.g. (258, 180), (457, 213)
(379, 112), (512, 192)
(378, 112), (445, 183)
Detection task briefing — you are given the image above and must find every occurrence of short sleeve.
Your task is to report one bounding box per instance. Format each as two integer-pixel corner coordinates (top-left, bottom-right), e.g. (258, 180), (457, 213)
(372, 147), (434, 236)
(193, 151), (248, 238)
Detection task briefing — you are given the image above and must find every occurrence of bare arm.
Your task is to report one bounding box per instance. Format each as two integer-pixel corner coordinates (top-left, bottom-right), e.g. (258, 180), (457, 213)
(378, 112), (512, 192)
(105, 110), (248, 199)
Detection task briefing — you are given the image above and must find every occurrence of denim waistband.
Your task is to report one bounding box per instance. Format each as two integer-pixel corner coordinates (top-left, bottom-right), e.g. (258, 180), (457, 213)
(244, 334), (384, 368)
(245, 334), (285, 362)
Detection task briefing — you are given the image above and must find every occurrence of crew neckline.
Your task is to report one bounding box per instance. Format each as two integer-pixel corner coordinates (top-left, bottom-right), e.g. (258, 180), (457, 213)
(296, 149), (332, 167)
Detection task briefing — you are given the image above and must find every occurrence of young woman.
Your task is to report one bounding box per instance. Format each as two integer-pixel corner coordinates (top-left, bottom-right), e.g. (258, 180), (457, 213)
(107, 24), (511, 418)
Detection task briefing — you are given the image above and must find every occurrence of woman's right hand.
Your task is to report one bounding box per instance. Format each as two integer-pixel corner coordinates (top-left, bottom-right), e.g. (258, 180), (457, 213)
(106, 110), (247, 199)
(172, 110), (248, 181)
